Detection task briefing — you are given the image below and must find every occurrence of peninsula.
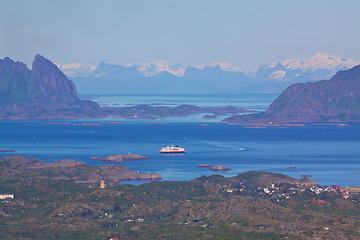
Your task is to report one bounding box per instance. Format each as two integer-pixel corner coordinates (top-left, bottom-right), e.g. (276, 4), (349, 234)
(225, 64), (360, 124)
(2, 155), (161, 185)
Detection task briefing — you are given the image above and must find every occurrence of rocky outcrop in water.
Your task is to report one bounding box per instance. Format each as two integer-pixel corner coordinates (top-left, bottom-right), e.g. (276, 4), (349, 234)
(0, 150), (15, 153)
(89, 153), (149, 162)
(210, 165), (231, 172)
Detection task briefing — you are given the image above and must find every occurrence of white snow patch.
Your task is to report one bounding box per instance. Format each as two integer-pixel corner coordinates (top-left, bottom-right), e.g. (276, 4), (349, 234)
(56, 62), (97, 77)
(281, 53), (359, 72)
(126, 60), (185, 77)
(268, 70), (286, 80)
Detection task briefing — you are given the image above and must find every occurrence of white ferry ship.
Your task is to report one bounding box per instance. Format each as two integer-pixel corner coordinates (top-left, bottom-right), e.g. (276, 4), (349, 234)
(160, 145), (185, 154)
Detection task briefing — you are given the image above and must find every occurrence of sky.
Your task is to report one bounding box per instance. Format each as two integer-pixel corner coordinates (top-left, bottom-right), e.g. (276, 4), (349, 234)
(0, 0), (359, 70)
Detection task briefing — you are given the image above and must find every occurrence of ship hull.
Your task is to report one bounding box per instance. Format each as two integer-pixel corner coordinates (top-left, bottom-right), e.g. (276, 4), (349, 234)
(160, 151), (185, 154)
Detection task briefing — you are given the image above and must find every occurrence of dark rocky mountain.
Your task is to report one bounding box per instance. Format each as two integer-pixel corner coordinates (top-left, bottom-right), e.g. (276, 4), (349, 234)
(31, 54), (80, 106)
(0, 55), (104, 119)
(225, 64), (360, 123)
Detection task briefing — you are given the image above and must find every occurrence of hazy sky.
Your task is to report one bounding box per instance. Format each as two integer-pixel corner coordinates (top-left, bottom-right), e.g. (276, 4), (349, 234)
(0, 0), (359, 70)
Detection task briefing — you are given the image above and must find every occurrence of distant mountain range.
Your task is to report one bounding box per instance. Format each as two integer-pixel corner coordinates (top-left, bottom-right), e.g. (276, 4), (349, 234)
(56, 53), (359, 94)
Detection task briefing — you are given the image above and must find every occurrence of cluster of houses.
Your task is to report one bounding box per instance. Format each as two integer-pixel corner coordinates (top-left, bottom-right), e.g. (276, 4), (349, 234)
(309, 185), (352, 199)
(204, 180), (360, 205)
(260, 184), (359, 203)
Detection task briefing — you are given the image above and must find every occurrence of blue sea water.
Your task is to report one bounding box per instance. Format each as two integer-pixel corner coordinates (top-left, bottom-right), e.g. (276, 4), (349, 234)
(0, 94), (359, 187)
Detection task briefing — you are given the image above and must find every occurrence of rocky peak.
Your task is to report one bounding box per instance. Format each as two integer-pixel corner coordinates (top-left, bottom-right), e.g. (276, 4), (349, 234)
(31, 54), (80, 105)
(0, 55), (104, 119)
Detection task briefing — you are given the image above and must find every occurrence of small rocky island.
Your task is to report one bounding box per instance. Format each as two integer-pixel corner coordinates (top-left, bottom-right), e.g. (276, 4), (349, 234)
(89, 153), (149, 162)
(210, 165), (231, 172)
(197, 164), (213, 168)
(0, 150), (15, 152)
(197, 164), (231, 171)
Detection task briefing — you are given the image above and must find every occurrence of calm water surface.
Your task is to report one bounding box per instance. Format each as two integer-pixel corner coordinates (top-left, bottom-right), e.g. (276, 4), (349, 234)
(0, 120), (359, 187)
(1, 94), (359, 186)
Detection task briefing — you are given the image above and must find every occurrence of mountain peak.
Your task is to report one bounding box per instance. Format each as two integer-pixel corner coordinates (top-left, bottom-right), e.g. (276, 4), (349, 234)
(31, 54), (80, 105)
(126, 60), (185, 77)
(194, 62), (242, 72)
(279, 53), (359, 72)
(0, 55), (103, 119)
(33, 54), (59, 72)
(34, 53), (46, 61)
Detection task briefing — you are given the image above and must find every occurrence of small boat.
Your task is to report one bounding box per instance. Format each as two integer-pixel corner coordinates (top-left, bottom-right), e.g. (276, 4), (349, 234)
(160, 145), (185, 154)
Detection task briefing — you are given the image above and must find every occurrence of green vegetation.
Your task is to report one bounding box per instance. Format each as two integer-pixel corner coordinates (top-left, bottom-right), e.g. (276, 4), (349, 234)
(0, 156), (359, 239)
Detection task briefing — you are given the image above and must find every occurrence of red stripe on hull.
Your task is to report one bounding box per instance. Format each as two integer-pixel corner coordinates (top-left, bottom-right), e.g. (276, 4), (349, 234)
(160, 151), (185, 154)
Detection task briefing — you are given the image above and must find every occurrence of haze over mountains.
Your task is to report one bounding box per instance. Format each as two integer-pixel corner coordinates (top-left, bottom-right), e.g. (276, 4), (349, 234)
(56, 53), (359, 94)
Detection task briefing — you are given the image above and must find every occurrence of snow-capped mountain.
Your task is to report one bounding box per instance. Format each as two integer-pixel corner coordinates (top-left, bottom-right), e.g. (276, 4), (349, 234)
(258, 53), (359, 82)
(61, 53), (359, 94)
(126, 60), (185, 77)
(279, 53), (357, 72)
(90, 62), (144, 79)
(55, 62), (96, 78)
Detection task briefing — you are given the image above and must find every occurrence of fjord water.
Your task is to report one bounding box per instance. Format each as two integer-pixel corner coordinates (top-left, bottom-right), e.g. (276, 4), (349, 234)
(0, 94), (359, 186)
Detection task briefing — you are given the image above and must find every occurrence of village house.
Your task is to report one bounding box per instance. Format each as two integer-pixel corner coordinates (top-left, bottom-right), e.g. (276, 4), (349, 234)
(0, 194), (14, 200)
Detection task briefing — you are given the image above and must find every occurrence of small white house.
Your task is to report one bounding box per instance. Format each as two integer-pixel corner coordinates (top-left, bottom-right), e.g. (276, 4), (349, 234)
(0, 194), (14, 200)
